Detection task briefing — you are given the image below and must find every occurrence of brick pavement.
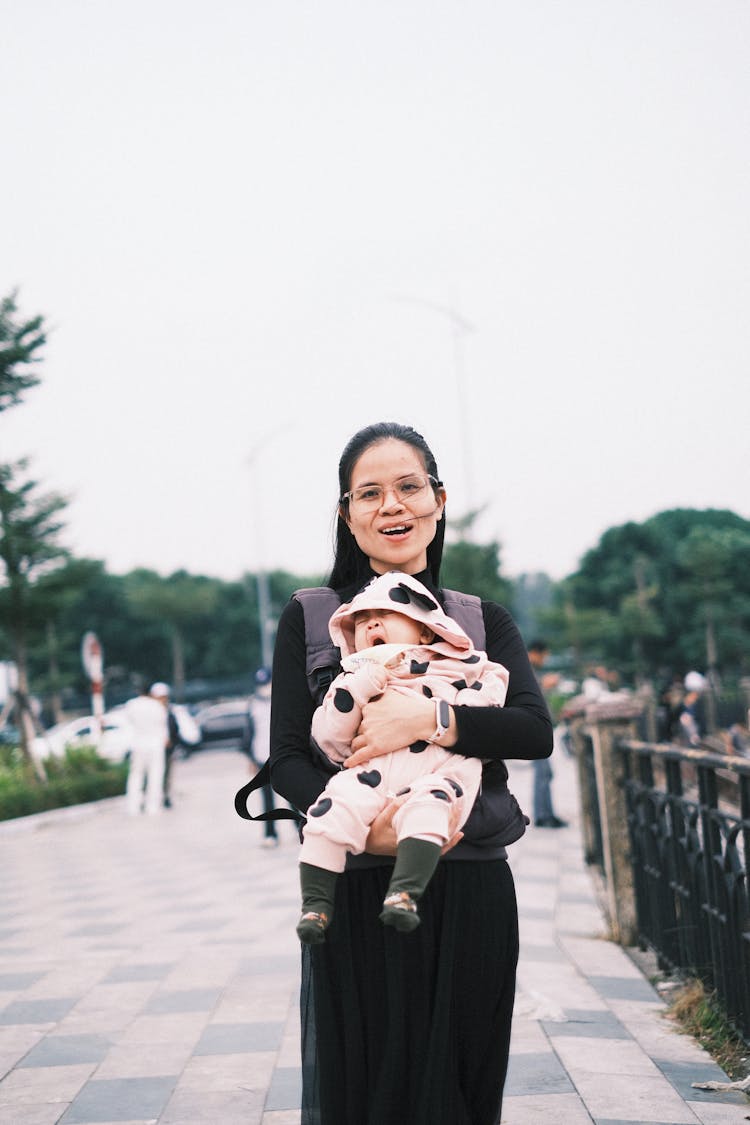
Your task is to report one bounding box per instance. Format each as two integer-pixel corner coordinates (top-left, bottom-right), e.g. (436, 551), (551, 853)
(1, 747), (747, 1124)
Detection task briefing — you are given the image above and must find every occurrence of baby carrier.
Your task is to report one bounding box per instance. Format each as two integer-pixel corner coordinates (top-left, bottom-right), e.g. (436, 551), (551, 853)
(234, 585), (486, 826)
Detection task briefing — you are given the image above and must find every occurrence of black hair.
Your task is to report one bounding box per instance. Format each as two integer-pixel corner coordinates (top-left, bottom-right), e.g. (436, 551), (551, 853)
(528, 639), (550, 654)
(327, 422), (446, 590)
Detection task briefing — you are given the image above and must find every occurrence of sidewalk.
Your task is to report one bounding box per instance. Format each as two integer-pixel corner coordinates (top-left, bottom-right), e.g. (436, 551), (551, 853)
(1, 748), (747, 1124)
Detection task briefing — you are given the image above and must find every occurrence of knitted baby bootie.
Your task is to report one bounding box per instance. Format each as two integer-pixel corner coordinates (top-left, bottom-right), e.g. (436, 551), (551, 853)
(380, 891), (420, 932)
(296, 910), (330, 945)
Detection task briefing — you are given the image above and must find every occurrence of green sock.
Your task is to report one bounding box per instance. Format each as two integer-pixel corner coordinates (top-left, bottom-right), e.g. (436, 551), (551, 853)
(297, 863), (338, 944)
(381, 838), (441, 932)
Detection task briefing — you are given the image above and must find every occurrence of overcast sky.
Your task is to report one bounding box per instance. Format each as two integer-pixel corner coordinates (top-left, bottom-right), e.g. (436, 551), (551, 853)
(3, 1), (748, 586)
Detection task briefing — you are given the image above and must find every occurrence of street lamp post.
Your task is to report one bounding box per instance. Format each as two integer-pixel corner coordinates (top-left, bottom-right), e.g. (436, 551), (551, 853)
(246, 426), (292, 671)
(390, 296), (476, 531)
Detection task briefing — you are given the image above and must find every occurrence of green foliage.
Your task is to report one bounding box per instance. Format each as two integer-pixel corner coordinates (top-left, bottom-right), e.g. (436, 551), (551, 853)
(0, 289), (46, 413)
(0, 462), (68, 598)
(668, 979), (749, 1081)
(440, 540), (512, 608)
(554, 509), (750, 680)
(511, 572), (556, 643)
(0, 743), (127, 821)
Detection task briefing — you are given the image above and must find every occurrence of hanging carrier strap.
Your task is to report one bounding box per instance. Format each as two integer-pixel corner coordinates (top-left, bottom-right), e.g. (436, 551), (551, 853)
(234, 584), (485, 824)
(234, 761), (302, 822)
(234, 587), (343, 824)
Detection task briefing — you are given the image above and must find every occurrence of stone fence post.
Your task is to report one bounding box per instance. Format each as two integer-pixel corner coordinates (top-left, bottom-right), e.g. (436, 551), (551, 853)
(585, 700), (643, 946)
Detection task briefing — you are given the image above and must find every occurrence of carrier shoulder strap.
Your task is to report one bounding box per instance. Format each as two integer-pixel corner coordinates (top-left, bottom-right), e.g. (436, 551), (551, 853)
(234, 586), (341, 824)
(294, 586), (343, 705)
(440, 589), (486, 650)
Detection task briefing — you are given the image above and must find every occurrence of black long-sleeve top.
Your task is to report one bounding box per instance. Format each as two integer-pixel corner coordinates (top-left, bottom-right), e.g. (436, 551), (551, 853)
(270, 569), (553, 862)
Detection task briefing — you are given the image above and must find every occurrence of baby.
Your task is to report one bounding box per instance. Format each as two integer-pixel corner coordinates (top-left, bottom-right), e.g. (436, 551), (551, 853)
(297, 570), (526, 943)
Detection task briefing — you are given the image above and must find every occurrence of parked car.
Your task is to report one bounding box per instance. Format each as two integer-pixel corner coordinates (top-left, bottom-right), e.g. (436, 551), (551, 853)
(32, 712), (134, 764)
(192, 699), (253, 752)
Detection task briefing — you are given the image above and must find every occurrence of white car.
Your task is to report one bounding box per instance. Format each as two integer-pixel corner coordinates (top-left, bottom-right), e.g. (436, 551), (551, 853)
(32, 712), (133, 764)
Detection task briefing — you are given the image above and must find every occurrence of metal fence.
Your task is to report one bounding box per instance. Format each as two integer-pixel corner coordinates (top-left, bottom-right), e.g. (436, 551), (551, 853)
(617, 738), (750, 1040)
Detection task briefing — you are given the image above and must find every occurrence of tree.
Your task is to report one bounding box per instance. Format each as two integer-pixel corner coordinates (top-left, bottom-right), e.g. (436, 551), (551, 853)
(124, 570), (220, 699)
(555, 509), (750, 683)
(511, 571), (556, 643)
(0, 461), (67, 771)
(441, 539), (512, 609)
(0, 290), (46, 412)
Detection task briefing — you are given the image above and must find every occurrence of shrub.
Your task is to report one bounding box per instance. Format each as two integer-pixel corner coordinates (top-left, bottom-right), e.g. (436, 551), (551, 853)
(0, 744), (128, 822)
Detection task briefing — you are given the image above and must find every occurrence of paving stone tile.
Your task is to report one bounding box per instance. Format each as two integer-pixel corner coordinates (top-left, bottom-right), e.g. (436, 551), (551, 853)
(118, 1014), (205, 1046)
(0, 1103), (69, 1124)
(160, 1086), (264, 1124)
(504, 1050), (574, 1097)
(552, 1036), (662, 1077)
(194, 1023), (284, 1056)
(501, 1091), (594, 1123)
(518, 943), (566, 963)
(573, 1070), (702, 1123)
(101, 964), (173, 984)
(95, 1042), (193, 1080)
(171, 918), (230, 933)
(238, 956), (300, 977)
(588, 974), (660, 1002)
(261, 1112), (302, 1125)
(0, 1027), (45, 1053)
(545, 1008), (631, 1039)
(594, 1120), (698, 1124)
(143, 988), (221, 1015)
(687, 1103), (750, 1124)
(177, 1051), (275, 1092)
(17, 1035), (111, 1069)
(67, 926), (122, 939)
(265, 1067), (302, 1112)
(0, 998), (77, 1025)
(59, 1076), (177, 1123)
(212, 988), (292, 1024)
(654, 1058), (749, 1105)
(0, 1053), (23, 1080)
(0, 973), (45, 991)
(0, 1062), (94, 1102)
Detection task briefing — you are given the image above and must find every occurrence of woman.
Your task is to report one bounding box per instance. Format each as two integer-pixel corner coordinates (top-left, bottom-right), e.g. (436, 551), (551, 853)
(270, 422), (553, 1125)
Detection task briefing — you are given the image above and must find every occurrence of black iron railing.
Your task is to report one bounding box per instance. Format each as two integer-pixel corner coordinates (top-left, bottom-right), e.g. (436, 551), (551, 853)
(618, 739), (750, 1039)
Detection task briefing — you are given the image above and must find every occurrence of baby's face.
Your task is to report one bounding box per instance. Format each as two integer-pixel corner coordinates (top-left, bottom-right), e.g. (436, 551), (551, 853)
(352, 609), (431, 652)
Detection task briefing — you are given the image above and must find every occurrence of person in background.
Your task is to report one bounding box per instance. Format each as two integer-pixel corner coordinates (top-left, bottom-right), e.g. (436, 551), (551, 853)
(678, 670), (707, 747)
(528, 639), (568, 829)
(124, 681), (169, 816)
(150, 682), (180, 808)
(249, 667), (278, 848)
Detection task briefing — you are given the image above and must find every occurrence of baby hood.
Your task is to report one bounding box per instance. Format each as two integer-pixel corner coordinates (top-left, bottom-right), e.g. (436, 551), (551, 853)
(329, 571), (472, 658)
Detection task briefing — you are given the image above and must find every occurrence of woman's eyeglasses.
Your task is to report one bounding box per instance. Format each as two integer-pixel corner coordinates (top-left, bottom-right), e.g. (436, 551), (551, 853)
(340, 474), (441, 511)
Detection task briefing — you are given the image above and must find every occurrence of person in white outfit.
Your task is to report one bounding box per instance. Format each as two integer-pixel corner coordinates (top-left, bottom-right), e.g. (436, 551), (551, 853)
(125, 683), (169, 815)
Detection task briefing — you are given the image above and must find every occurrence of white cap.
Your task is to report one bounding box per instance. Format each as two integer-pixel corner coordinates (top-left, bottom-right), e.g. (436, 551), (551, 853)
(684, 671), (706, 693)
(150, 682), (170, 697)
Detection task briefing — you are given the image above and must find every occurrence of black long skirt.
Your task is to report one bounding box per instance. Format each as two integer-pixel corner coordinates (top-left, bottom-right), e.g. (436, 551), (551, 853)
(300, 858), (518, 1125)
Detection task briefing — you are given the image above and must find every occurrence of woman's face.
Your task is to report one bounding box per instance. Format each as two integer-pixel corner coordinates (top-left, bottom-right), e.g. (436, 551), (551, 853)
(342, 439), (445, 576)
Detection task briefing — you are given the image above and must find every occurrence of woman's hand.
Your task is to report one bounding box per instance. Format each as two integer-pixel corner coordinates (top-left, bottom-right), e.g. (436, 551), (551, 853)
(364, 793), (465, 857)
(346, 688), (442, 769)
